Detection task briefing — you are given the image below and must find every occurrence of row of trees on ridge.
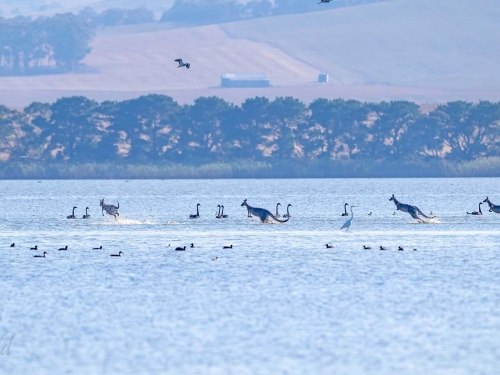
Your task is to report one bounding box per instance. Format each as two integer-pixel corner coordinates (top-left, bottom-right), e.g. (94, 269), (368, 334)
(1, 95), (499, 164)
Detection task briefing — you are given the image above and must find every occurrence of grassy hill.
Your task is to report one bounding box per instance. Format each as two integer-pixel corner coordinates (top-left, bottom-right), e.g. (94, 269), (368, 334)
(0, 22), (322, 106)
(1, 0), (499, 107)
(223, 0), (500, 91)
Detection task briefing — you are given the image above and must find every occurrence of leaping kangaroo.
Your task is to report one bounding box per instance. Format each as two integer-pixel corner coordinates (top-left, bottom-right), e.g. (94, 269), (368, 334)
(389, 194), (433, 222)
(100, 199), (120, 219)
(241, 199), (289, 223)
(483, 197), (500, 213)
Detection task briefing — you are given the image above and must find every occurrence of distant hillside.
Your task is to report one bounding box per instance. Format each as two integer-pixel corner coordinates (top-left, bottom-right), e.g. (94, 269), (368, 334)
(1, 0), (499, 107)
(223, 0), (500, 91)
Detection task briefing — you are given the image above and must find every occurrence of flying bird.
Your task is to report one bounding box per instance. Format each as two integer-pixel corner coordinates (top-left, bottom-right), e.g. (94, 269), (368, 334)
(318, 0), (333, 3)
(175, 59), (190, 69)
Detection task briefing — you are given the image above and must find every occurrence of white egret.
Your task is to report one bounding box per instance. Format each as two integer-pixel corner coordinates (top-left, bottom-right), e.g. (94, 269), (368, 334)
(340, 205), (357, 231)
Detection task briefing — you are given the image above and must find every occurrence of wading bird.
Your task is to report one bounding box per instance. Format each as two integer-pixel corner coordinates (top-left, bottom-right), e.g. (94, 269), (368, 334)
(340, 205), (357, 231)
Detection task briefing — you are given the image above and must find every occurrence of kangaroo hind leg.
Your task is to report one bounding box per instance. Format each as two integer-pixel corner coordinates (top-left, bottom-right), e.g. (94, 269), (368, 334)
(408, 208), (423, 222)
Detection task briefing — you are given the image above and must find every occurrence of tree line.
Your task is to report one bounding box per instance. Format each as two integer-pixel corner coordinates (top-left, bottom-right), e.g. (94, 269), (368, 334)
(0, 6), (155, 75)
(1, 95), (499, 165)
(0, 13), (94, 74)
(160, 0), (385, 25)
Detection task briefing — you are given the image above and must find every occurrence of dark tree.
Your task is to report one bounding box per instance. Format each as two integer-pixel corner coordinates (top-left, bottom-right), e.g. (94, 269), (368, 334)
(438, 101), (500, 160)
(180, 96), (234, 161)
(78, 7), (99, 27)
(367, 101), (422, 160)
(112, 95), (181, 161)
(40, 96), (100, 160)
(160, 0), (246, 25)
(265, 97), (307, 159)
(47, 13), (95, 71)
(97, 8), (128, 27)
(125, 7), (155, 25)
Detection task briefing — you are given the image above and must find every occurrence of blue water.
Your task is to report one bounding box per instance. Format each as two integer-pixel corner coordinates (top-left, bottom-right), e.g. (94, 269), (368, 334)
(0, 178), (499, 374)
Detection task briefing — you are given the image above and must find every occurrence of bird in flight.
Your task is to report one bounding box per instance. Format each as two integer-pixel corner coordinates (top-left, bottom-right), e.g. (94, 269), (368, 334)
(175, 59), (190, 69)
(318, 0), (333, 3)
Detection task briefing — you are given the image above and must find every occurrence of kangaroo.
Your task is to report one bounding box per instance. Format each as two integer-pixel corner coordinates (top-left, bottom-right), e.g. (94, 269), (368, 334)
(483, 197), (500, 213)
(100, 199), (120, 218)
(241, 199), (290, 223)
(389, 194), (433, 222)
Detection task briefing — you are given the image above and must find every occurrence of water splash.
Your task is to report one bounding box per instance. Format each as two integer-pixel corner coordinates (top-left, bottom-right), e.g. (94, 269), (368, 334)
(417, 216), (441, 224)
(112, 217), (156, 225)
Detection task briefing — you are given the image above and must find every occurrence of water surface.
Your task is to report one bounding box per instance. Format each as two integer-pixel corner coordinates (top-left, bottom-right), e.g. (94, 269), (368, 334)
(0, 178), (499, 374)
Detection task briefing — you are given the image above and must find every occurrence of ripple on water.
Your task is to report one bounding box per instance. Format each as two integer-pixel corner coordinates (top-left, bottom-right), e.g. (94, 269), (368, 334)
(0, 178), (499, 375)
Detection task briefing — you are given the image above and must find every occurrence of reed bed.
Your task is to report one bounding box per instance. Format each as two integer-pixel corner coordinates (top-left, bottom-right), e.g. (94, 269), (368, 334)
(1, 158), (500, 179)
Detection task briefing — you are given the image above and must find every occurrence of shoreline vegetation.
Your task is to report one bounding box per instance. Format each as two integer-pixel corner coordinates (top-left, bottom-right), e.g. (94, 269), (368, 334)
(2, 94), (500, 179)
(2, 158), (500, 179)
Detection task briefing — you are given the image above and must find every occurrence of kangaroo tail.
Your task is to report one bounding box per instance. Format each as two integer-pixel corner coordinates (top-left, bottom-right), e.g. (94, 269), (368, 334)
(269, 213), (289, 223)
(415, 206), (431, 218)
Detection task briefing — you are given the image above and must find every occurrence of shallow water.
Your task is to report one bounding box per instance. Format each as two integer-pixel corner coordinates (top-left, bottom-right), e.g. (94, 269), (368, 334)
(0, 178), (499, 375)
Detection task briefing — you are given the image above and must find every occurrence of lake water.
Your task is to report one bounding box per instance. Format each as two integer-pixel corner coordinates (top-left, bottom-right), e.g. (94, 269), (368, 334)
(0, 178), (499, 375)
